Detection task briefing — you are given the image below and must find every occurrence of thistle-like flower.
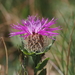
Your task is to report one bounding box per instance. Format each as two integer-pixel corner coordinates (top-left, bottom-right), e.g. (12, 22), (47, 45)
(10, 16), (61, 52)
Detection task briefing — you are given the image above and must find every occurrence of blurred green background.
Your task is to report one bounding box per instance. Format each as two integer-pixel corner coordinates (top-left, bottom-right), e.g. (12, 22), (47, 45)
(0, 0), (75, 75)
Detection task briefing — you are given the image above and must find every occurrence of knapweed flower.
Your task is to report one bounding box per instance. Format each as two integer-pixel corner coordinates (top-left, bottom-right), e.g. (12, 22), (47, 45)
(10, 16), (60, 52)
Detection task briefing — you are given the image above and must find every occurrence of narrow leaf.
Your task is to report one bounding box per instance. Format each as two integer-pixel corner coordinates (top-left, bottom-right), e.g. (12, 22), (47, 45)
(38, 69), (46, 75)
(36, 58), (49, 71)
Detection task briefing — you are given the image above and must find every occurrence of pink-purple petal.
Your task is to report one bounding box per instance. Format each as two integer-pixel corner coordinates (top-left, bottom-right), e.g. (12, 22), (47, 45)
(10, 31), (25, 37)
(10, 16), (61, 39)
(44, 26), (61, 31)
(20, 34), (30, 39)
(42, 18), (57, 28)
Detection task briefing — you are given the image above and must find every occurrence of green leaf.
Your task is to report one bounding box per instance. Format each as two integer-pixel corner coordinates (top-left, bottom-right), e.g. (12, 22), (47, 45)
(21, 49), (35, 55)
(38, 69), (46, 75)
(19, 46), (35, 55)
(32, 54), (43, 68)
(35, 58), (49, 71)
(35, 52), (44, 55)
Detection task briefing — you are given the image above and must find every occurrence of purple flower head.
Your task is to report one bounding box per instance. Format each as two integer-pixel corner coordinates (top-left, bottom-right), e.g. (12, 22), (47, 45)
(10, 16), (61, 52)
(10, 16), (61, 39)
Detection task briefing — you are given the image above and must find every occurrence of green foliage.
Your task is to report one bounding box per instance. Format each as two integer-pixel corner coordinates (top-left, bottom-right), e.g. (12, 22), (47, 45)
(38, 69), (46, 75)
(35, 58), (49, 71)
